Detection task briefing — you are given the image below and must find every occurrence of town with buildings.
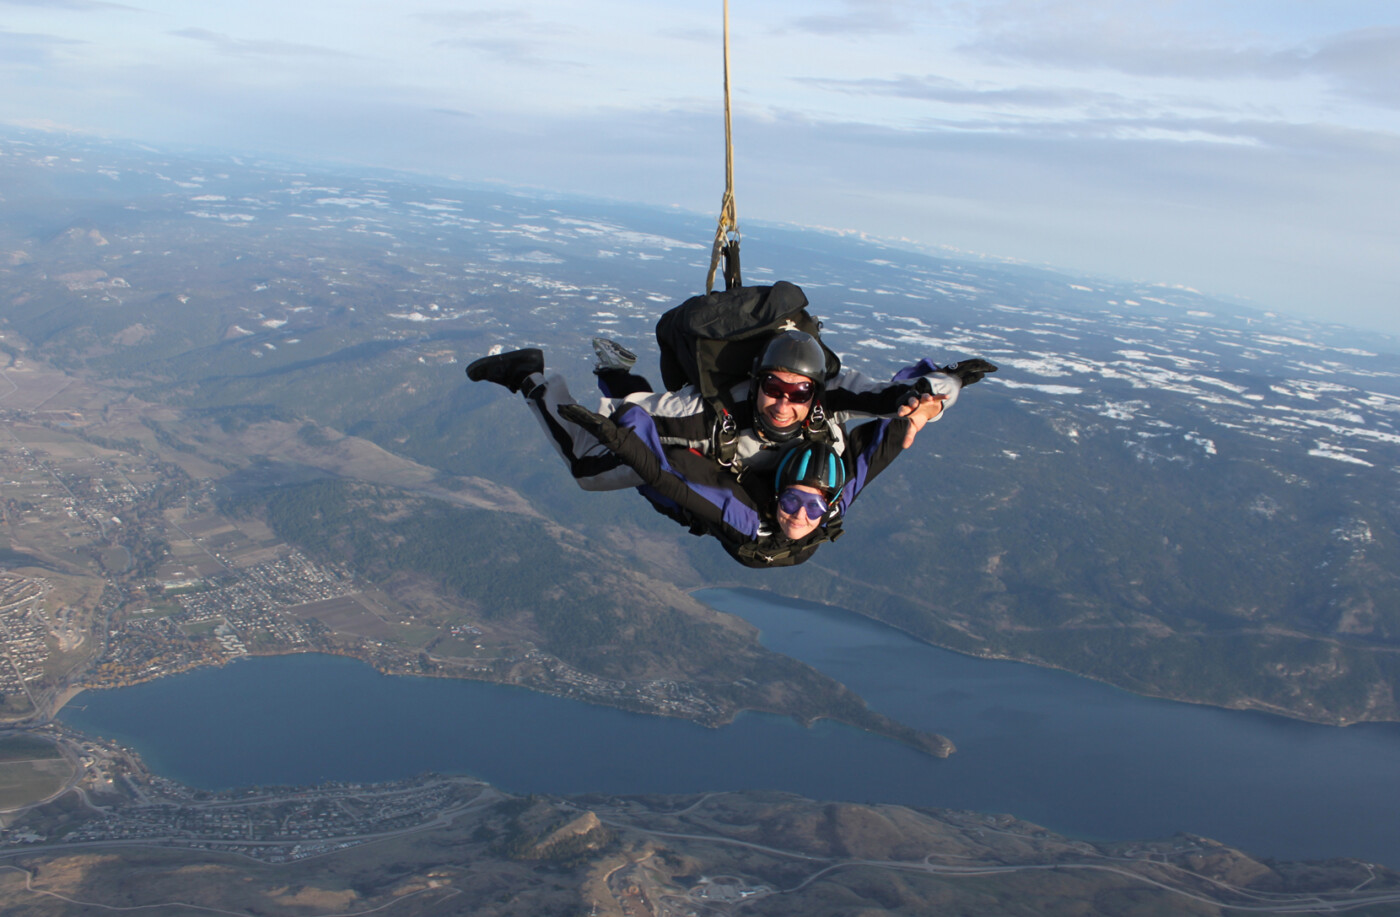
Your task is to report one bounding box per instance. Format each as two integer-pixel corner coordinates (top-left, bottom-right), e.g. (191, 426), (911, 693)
(0, 387), (725, 737)
(5, 726), (498, 864)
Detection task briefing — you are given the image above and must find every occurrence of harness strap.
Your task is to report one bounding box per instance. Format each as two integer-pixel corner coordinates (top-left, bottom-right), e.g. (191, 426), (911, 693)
(734, 525), (840, 565)
(804, 402), (833, 444)
(711, 403), (739, 468)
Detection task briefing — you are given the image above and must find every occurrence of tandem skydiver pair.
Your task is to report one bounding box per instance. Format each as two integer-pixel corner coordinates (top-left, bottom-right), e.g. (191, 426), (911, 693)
(465, 281), (996, 568)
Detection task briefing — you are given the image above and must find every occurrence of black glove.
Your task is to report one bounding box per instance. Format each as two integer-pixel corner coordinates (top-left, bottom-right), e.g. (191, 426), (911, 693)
(557, 403), (623, 450)
(944, 358), (998, 386)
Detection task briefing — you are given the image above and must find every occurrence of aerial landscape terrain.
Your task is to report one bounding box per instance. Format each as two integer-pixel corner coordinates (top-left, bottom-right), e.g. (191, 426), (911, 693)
(3, 129), (1400, 914)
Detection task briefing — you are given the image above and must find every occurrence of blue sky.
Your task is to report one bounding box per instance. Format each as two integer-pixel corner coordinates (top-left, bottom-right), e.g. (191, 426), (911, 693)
(3, 0), (1398, 332)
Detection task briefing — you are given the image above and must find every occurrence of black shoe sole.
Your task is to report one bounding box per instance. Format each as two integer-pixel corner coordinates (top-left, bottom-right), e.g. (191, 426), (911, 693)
(465, 349), (544, 391)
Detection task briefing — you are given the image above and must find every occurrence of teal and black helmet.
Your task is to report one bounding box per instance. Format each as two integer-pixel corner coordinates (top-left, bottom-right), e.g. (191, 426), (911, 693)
(774, 441), (845, 497)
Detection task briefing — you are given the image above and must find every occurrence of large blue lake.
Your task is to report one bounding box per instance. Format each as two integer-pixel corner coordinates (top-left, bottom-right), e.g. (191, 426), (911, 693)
(60, 588), (1400, 867)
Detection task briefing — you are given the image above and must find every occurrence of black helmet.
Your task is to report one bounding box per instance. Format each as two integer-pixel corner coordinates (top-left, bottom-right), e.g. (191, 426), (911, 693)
(774, 441), (846, 498)
(755, 330), (826, 382)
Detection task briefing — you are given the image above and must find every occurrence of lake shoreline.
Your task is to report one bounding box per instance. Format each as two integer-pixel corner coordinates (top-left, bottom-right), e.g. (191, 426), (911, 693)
(54, 593), (1400, 867)
(47, 638), (956, 758)
(696, 585), (1382, 729)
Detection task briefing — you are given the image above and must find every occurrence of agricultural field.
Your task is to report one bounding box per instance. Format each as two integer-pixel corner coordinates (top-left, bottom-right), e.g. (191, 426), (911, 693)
(0, 735), (74, 810)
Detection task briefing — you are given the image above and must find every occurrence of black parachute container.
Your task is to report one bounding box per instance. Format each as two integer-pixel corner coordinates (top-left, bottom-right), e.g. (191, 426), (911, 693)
(654, 281), (840, 405)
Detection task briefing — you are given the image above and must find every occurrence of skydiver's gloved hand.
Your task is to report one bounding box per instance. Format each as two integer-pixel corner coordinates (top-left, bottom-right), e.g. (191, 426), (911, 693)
(557, 403), (624, 450)
(944, 358), (998, 386)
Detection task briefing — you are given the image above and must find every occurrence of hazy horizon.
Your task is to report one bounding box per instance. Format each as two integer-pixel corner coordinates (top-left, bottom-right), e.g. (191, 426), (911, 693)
(3, 0), (1397, 333)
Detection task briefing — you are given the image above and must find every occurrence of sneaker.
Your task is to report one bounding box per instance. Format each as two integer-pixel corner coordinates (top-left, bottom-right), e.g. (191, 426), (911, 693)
(591, 338), (637, 373)
(465, 348), (544, 393)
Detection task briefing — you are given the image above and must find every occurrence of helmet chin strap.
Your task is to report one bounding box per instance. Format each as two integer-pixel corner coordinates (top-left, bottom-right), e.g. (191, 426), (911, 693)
(755, 412), (803, 443)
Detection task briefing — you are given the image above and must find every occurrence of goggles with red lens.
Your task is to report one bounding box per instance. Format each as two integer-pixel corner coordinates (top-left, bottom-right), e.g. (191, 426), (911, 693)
(777, 488), (830, 521)
(758, 374), (816, 404)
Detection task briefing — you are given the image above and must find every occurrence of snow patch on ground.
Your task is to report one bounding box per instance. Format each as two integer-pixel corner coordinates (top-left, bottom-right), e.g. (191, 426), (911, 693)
(998, 381), (1082, 395)
(1185, 432), (1217, 455)
(188, 211), (255, 222)
(1091, 400), (1148, 421)
(315, 197), (386, 208)
(1308, 444), (1373, 466)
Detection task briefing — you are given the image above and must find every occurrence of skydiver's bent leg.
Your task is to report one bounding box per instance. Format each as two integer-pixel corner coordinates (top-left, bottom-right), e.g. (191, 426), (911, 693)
(523, 372), (645, 492)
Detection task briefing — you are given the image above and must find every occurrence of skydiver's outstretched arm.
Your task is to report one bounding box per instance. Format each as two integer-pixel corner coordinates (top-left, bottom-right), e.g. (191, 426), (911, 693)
(825, 357), (999, 432)
(894, 392), (948, 448)
(855, 358), (995, 448)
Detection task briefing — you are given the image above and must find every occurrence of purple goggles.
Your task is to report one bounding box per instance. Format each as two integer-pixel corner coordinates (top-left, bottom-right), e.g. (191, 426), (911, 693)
(777, 488), (830, 521)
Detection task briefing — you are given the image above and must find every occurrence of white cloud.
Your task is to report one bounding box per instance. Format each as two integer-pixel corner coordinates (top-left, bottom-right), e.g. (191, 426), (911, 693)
(169, 28), (353, 59)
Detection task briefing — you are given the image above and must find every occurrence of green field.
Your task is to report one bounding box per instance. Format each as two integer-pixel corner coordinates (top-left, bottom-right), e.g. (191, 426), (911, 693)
(0, 695), (36, 719)
(128, 602), (184, 618)
(391, 624), (441, 647)
(0, 736), (72, 809)
(0, 735), (60, 763)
